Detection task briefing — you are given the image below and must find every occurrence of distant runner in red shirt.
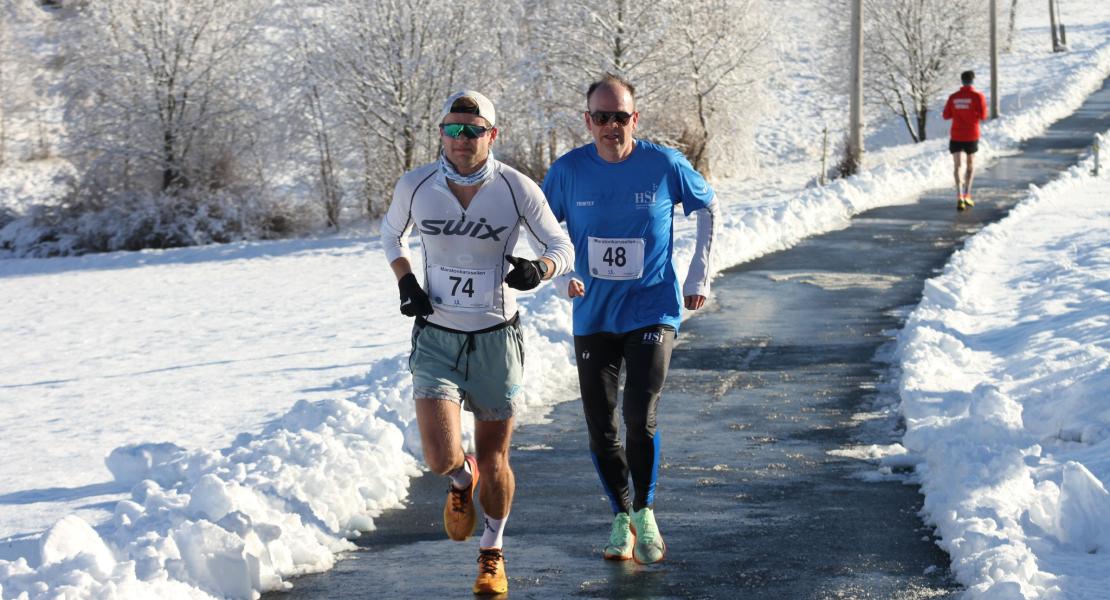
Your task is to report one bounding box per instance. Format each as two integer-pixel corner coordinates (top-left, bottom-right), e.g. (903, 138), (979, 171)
(943, 70), (988, 211)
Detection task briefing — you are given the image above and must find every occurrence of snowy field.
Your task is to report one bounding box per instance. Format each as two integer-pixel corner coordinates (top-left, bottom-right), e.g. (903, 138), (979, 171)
(2, 1), (1110, 598)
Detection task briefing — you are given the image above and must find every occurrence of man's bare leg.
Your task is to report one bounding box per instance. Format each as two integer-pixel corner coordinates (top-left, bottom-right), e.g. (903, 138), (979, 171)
(475, 417), (514, 522)
(952, 152), (965, 198)
(415, 397), (465, 475)
(472, 417), (514, 594)
(964, 153), (977, 201)
(417, 397), (480, 542)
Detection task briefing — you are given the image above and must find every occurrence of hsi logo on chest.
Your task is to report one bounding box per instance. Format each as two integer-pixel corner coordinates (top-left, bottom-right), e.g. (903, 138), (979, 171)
(419, 218), (508, 240)
(633, 183), (659, 209)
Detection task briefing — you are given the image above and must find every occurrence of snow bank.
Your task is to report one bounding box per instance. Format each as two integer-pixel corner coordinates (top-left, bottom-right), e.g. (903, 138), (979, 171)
(1, 395), (415, 599)
(0, 268), (572, 598)
(894, 139), (1110, 599)
(0, 275), (578, 599)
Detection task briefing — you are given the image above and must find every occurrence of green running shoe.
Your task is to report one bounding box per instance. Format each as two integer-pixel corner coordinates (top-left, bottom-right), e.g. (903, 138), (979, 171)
(630, 507), (666, 564)
(603, 512), (634, 560)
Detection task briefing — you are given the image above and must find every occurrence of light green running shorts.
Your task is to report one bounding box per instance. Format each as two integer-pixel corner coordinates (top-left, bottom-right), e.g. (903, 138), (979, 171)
(409, 314), (524, 421)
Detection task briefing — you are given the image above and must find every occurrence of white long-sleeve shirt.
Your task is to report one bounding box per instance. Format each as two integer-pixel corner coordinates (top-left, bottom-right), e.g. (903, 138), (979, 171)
(682, 196), (719, 298)
(381, 160), (574, 331)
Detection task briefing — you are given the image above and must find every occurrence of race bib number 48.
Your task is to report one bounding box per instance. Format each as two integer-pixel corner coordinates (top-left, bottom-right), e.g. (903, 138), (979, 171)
(588, 237), (645, 280)
(428, 264), (496, 311)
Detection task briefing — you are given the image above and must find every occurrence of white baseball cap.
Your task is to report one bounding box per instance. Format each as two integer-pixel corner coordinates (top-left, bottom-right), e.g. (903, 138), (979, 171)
(441, 90), (496, 127)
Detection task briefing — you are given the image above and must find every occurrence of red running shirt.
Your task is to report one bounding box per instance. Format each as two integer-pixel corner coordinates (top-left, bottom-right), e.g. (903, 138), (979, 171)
(943, 86), (988, 142)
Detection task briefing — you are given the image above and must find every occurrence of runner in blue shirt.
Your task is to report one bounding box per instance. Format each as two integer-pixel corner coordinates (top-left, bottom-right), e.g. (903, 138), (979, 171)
(543, 73), (719, 565)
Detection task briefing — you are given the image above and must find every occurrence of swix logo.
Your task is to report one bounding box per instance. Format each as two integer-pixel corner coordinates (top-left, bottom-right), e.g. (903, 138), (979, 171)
(419, 218), (507, 240)
(954, 98), (972, 109)
(642, 331), (664, 345)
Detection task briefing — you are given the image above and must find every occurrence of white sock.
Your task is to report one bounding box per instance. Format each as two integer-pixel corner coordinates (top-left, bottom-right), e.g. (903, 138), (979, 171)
(448, 458), (472, 490)
(479, 514), (508, 549)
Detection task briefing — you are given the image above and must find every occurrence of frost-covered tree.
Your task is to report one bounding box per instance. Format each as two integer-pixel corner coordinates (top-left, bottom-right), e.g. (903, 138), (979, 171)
(535, 0), (674, 126)
(488, 0), (587, 180)
(863, 0), (986, 142)
(0, 0), (58, 164)
(63, 0), (272, 196)
(306, 0), (492, 217)
(662, 0), (770, 177)
(569, 0), (673, 104)
(7, 0), (779, 254)
(502, 0), (770, 180)
(0, 5), (11, 164)
(494, 0), (677, 172)
(288, 27), (343, 229)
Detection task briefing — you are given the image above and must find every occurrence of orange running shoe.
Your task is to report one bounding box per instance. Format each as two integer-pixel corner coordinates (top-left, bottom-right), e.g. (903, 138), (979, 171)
(444, 454), (479, 541)
(473, 548), (508, 595)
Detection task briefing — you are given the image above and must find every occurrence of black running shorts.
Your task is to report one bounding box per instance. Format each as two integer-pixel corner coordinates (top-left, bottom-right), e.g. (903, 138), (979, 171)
(949, 140), (979, 154)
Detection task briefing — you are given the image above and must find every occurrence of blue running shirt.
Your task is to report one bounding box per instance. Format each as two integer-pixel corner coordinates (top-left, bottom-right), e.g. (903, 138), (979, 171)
(543, 140), (715, 335)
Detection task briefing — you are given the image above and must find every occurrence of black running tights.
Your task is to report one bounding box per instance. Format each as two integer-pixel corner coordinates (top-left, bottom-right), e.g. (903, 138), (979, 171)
(573, 325), (675, 514)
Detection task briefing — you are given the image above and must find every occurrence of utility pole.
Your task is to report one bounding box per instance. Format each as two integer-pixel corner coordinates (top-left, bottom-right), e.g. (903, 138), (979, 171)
(820, 126), (828, 185)
(1056, 0), (1067, 48)
(1049, 0), (1060, 52)
(990, 0), (1000, 118)
(848, 0), (863, 174)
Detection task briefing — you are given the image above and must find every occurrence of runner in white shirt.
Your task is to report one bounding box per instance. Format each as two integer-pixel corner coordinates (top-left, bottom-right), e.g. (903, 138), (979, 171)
(380, 90), (572, 595)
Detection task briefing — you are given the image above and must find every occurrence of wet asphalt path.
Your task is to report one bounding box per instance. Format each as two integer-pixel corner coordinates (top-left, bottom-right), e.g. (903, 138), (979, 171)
(269, 77), (1110, 599)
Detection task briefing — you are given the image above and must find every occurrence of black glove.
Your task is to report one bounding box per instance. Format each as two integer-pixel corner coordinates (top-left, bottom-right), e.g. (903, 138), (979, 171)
(504, 255), (546, 291)
(398, 273), (433, 317)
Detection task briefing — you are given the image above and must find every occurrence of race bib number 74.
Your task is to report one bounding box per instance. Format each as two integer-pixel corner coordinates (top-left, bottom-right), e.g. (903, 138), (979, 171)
(588, 237), (645, 280)
(428, 264), (496, 311)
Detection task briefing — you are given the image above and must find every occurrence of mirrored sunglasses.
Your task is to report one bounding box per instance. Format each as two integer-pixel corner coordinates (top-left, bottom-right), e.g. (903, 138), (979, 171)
(439, 123), (492, 139)
(588, 111), (633, 126)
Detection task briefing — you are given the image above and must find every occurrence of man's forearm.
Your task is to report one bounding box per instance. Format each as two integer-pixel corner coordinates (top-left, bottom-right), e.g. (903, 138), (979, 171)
(390, 257), (413, 281)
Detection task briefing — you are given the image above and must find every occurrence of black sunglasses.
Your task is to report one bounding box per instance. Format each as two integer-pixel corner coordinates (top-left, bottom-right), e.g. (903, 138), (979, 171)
(440, 123), (492, 139)
(588, 111), (633, 126)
